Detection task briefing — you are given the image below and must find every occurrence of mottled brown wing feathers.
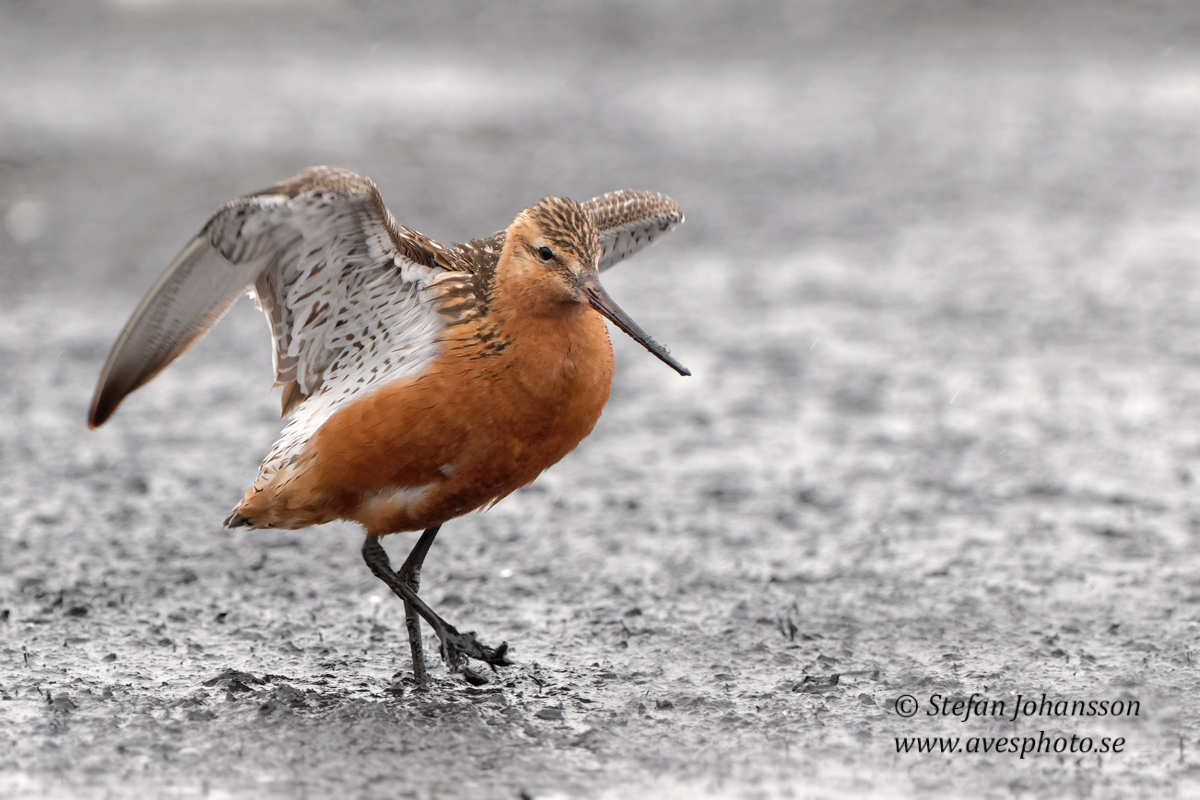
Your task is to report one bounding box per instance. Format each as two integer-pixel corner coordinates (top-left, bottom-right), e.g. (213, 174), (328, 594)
(458, 188), (684, 278)
(88, 166), (450, 429)
(583, 190), (684, 271)
(89, 174), (683, 435)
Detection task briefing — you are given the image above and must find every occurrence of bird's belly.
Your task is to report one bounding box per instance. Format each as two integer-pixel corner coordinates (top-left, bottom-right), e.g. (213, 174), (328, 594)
(242, 326), (614, 534)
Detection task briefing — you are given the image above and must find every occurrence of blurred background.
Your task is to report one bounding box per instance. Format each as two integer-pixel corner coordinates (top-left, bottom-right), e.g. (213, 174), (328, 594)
(7, 0), (1200, 300)
(4, 1), (1200, 798)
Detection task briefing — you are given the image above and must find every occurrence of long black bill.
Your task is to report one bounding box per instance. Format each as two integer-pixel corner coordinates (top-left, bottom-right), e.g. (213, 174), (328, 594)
(580, 277), (691, 376)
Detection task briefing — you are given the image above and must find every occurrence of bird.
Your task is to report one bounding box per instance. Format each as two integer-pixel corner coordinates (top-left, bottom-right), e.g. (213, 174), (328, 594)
(87, 165), (688, 685)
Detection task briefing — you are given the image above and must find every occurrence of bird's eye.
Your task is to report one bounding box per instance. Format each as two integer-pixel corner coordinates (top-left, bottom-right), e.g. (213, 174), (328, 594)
(536, 246), (555, 262)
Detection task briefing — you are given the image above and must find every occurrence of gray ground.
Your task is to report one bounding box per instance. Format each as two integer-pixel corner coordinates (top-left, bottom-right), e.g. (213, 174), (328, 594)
(3, 1), (1200, 797)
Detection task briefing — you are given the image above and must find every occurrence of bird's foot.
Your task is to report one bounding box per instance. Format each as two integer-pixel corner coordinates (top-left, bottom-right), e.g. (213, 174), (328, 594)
(434, 623), (512, 677)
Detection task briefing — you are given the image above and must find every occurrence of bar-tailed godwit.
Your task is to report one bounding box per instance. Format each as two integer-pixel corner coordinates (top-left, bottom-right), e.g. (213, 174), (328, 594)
(88, 166), (688, 684)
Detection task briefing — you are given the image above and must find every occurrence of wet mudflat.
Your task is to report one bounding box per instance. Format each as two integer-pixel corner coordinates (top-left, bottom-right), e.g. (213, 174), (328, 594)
(3, 2), (1200, 798)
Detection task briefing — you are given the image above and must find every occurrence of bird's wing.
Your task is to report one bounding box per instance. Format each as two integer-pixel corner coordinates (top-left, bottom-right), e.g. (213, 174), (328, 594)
(468, 189), (684, 274)
(582, 190), (685, 272)
(88, 166), (454, 430)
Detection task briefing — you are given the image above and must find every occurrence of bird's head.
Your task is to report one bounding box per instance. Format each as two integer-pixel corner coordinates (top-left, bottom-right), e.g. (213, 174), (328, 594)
(502, 196), (689, 376)
(503, 196), (601, 304)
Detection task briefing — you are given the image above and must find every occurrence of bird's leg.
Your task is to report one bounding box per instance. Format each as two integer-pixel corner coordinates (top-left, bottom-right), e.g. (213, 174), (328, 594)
(397, 525), (440, 686)
(361, 534), (511, 676)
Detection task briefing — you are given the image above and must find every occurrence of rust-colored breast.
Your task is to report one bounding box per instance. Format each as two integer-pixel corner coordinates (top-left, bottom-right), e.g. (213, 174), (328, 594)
(235, 304), (614, 535)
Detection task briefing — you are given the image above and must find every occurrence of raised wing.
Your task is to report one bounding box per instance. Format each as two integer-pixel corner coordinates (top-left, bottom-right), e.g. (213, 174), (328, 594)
(88, 176), (684, 437)
(87, 166), (451, 430)
(581, 190), (684, 272)
(467, 189), (683, 275)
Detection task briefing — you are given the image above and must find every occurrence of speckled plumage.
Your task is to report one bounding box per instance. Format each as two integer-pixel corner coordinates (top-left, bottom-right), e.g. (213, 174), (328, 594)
(89, 167), (684, 497)
(87, 165), (687, 680)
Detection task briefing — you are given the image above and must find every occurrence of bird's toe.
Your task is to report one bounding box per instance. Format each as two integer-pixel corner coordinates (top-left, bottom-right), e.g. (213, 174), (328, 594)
(436, 627), (513, 675)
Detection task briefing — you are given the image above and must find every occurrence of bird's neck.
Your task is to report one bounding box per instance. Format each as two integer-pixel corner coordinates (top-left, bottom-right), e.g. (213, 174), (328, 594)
(474, 273), (612, 404)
